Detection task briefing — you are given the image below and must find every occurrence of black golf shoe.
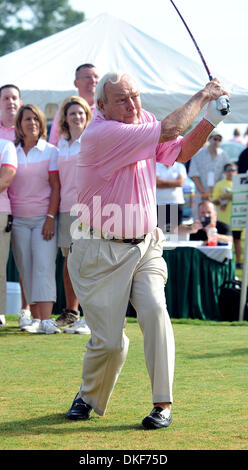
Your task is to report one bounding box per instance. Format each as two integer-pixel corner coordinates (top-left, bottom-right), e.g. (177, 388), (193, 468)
(142, 407), (172, 429)
(66, 394), (92, 420)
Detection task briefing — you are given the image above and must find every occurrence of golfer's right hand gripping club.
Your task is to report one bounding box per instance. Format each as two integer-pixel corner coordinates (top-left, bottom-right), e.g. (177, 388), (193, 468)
(215, 94), (230, 116)
(169, 0), (230, 116)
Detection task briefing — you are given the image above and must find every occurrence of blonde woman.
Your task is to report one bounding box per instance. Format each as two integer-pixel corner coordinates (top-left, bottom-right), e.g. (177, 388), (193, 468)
(9, 104), (60, 334)
(56, 96), (92, 334)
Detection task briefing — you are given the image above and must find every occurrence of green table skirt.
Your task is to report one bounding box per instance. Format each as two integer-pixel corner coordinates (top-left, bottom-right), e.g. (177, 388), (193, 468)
(163, 247), (236, 321)
(7, 245), (235, 321)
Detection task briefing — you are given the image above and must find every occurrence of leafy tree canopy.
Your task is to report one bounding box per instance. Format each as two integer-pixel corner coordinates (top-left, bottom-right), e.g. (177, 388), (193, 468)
(0, 0), (85, 56)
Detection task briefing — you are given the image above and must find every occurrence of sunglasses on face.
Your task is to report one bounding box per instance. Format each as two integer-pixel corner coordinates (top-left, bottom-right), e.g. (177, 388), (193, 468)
(225, 168), (236, 172)
(213, 137), (222, 141)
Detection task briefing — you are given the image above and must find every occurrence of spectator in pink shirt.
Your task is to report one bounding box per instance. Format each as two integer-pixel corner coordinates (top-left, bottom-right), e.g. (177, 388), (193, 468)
(230, 128), (246, 145)
(55, 96), (92, 334)
(0, 138), (17, 327)
(0, 84), (32, 328)
(9, 104), (61, 334)
(66, 72), (230, 429)
(49, 64), (99, 147)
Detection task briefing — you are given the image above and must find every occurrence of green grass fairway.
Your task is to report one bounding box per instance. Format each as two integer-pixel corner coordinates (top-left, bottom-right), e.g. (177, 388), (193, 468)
(0, 316), (247, 451)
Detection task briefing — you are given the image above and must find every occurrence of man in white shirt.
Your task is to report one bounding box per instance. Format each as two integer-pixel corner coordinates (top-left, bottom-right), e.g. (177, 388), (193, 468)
(188, 132), (229, 217)
(156, 161), (187, 233)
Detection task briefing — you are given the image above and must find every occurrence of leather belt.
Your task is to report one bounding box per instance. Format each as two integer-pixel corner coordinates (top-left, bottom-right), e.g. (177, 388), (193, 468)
(111, 237), (145, 245)
(87, 227), (145, 244)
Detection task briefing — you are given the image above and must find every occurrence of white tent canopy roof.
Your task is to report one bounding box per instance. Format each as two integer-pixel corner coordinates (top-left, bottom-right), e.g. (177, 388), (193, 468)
(0, 13), (247, 122)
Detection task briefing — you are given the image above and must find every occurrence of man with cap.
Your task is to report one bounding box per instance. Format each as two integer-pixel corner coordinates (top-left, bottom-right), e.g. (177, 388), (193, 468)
(188, 132), (229, 217)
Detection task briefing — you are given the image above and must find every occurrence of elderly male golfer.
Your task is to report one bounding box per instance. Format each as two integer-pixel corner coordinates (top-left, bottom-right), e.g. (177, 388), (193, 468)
(66, 72), (229, 429)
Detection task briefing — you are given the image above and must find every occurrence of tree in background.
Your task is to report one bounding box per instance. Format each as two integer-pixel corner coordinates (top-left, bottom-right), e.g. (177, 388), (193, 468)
(0, 0), (85, 56)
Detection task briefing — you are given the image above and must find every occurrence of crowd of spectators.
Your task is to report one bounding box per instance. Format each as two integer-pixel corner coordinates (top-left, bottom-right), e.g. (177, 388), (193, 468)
(0, 67), (247, 331)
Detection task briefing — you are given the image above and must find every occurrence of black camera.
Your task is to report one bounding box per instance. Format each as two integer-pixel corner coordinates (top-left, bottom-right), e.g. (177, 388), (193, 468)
(200, 216), (211, 227)
(5, 214), (13, 233)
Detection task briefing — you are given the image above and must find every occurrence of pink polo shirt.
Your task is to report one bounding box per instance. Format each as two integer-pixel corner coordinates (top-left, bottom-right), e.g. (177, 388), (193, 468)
(0, 123), (15, 141)
(58, 135), (81, 212)
(0, 139), (18, 213)
(9, 138), (59, 217)
(49, 104), (96, 147)
(77, 109), (183, 238)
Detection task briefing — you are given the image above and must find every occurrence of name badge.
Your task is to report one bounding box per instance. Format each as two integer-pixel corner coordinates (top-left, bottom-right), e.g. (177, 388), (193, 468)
(207, 171), (215, 187)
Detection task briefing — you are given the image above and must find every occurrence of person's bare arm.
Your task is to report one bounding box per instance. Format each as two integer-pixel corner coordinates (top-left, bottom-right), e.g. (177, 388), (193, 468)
(156, 175), (185, 188)
(190, 175), (211, 199)
(202, 223), (233, 243)
(0, 165), (16, 193)
(178, 219), (202, 235)
(217, 233), (233, 243)
(159, 78), (228, 143)
(212, 198), (220, 206)
(176, 118), (215, 163)
(190, 176), (205, 194)
(42, 172), (60, 241)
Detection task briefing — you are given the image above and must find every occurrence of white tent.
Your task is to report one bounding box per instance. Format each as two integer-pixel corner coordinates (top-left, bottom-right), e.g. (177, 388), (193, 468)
(0, 13), (247, 122)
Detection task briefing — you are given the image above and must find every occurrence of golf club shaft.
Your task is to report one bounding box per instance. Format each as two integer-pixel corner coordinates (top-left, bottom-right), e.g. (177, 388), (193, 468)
(169, 0), (213, 80)
(169, 0), (230, 115)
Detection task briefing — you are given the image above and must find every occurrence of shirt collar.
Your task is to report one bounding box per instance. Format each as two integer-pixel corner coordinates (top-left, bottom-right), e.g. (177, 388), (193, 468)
(17, 137), (46, 152)
(59, 134), (82, 147)
(94, 110), (143, 125)
(35, 138), (47, 151)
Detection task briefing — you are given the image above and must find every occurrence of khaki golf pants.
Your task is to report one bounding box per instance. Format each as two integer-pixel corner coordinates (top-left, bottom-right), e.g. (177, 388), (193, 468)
(0, 213), (11, 314)
(68, 228), (175, 416)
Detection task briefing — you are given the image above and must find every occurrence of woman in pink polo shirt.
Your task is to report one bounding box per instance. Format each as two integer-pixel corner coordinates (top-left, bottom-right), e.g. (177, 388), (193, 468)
(0, 139), (17, 327)
(55, 96), (92, 334)
(9, 104), (60, 334)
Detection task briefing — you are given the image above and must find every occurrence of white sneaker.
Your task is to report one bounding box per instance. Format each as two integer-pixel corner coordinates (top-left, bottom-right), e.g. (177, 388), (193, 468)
(23, 319), (41, 333)
(19, 309), (32, 329)
(38, 319), (61, 334)
(64, 318), (91, 335)
(0, 315), (6, 327)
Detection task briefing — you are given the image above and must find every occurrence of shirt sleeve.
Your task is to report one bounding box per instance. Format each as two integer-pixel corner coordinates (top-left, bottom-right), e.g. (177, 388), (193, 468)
(217, 221), (232, 235)
(48, 109), (60, 147)
(212, 181), (222, 200)
(188, 152), (201, 178)
(95, 120), (162, 179)
(155, 136), (183, 166)
(48, 145), (59, 172)
(178, 162), (187, 178)
(156, 162), (164, 177)
(1, 141), (18, 169)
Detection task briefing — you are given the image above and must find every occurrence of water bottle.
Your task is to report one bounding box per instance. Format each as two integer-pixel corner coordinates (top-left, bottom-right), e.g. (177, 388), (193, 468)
(207, 224), (218, 246)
